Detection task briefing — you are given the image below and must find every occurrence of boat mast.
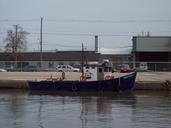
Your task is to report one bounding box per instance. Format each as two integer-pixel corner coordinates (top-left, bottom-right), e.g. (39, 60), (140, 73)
(81, 43), (84, 76)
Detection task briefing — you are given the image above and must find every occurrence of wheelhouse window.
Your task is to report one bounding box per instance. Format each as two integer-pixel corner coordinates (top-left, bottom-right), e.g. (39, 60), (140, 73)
(86, 66), (89, 69)
(104, 67), (108, 72)
(98, 68), (102, 73)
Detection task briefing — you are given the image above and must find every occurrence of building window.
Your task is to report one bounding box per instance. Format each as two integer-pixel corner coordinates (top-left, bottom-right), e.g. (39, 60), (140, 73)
(59, 62), (64, 65)
(49, 62), (54, 68)
(69, 62), (74, 66)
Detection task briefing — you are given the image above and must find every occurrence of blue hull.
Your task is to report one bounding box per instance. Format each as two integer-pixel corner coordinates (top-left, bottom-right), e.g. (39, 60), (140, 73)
(28, 72), (136, 92)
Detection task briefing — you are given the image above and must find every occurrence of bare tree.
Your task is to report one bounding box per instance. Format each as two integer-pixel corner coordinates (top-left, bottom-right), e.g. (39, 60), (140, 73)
(4, 25), (28, 52)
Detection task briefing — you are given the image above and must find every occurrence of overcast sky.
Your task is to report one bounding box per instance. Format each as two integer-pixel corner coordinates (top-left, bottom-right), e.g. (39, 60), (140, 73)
(0, 0), (171, 51)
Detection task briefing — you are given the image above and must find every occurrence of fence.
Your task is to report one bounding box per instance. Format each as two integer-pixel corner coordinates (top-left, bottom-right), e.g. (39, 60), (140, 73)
(0, 61), (79, 72)
(0, 61), (171, 72)
(113, 61), (171, 72)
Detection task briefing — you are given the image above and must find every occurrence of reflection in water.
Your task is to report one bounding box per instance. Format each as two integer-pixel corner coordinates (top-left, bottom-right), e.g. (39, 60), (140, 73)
(132, 91), (171, 128)
(0, 89), (28, 128)
(80, 96), (114, 128)
(0, 89), (171, 128)
(38, 96), (44, 128)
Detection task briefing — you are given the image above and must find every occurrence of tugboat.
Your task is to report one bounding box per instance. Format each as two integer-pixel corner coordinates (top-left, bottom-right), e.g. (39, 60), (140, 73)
(28, 44), (136, 92)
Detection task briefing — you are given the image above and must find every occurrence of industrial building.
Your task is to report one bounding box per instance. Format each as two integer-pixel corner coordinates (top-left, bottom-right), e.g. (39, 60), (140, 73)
(0, 35), (131, 71)
(132, 36), (171, 71)
(2, 35), (171, 71)
(0, 51), (100, 71)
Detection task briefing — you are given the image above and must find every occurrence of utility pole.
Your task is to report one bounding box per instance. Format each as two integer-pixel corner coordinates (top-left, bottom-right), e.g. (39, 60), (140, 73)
(14, 24), (19, 68)
(40, 17), (43, 71)
(15, 25), (18, 52)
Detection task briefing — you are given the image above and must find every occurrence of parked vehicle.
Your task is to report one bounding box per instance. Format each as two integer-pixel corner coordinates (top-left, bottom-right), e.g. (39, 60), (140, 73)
(0, 68), (7, 72)
(5, 65), (15, 72)
(22, 65), (38, 72)
(139, 62), (148, 71)
(112, 67), (117, 72)
(56, 65), (80, 72)
(120, 64), (132, 73)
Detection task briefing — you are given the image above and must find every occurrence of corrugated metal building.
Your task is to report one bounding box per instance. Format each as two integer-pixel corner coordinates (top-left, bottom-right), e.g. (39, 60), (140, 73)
(0, 51), (101, 70)
(132, 36), (171, 71)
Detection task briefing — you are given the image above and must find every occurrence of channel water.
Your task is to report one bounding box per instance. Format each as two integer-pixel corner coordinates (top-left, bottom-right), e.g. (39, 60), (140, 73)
(0, 89), (171, 128)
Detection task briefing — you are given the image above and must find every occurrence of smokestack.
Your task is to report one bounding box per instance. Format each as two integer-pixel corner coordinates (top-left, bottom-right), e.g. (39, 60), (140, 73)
(95, 35), (98, 52)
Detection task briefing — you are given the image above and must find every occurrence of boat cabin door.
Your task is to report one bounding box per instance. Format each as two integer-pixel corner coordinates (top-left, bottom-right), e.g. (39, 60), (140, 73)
(97, 67), (104, 81)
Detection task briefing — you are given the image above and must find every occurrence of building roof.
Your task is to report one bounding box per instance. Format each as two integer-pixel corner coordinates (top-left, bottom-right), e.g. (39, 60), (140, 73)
(0, 51), (101, 61)
(133, 36), (171, 38)
(133, 36), (171, 52)
(99, 47), (132, 55)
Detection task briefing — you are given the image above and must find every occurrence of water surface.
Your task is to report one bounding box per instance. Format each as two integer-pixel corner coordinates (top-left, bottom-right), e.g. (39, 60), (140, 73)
(0, 90), (171, 128)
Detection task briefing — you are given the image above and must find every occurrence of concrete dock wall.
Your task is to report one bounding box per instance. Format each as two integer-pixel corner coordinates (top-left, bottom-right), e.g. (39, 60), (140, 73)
(134, 81), (171, 90)
(0, 80), (28, 89)
(0, 72), (171, 90)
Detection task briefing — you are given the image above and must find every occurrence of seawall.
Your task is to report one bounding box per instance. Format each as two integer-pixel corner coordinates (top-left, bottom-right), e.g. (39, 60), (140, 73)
(0, 80), (29, 89)
(0, 72), (171, 90)
(134, 81), (171, 90)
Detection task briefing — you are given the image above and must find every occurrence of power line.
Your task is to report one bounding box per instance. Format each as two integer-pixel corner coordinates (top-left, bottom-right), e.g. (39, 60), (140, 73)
(25, 32), (133, 37)
(1, 19), (171, 23)
(44, 19), (171, 23)
(43, 43), (81, 48)
(0, 19), (40, 22)
(2, 31), (171, 37)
